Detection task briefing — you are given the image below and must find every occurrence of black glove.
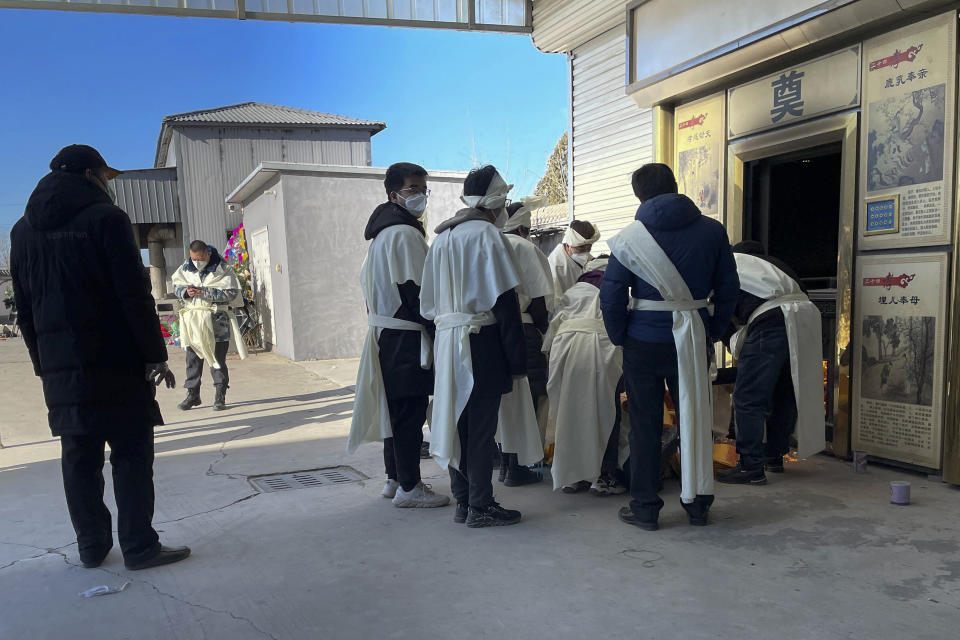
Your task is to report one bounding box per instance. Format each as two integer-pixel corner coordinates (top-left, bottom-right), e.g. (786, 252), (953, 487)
(145, 362), (177, 389)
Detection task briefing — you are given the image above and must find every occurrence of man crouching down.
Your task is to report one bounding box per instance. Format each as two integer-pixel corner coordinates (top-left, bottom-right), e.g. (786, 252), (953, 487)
(421, 165), (528, 528)
(173, 240), (242, 411)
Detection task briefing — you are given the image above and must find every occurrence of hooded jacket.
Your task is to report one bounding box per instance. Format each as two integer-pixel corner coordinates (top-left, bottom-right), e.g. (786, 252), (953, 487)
(430, 207), (527, 395)
(600, 193), (739, 344)
(173, 246), (238, 344)
(10, 171), (167, 436)
(364, 202), (435, 398)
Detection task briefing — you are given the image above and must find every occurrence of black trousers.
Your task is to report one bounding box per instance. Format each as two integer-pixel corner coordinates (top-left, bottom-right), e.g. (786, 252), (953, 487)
(185, 342), (229, 390)
(623, 339), (680, 520)
(733, 323), (796, 470)
(60, 427), (161, 565)
(381, 395), (428, 491)
(602, 379), (625, 472)
(624, 338), (714, 522)
(449, 389), (502, 509)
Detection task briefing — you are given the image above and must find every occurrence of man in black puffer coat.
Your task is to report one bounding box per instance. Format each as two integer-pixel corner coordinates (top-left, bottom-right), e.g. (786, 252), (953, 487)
(10, 145), (190, 571)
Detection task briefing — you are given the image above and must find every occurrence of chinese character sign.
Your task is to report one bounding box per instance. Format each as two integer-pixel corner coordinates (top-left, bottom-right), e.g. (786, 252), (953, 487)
(770, 70), (805, 122)
(861, 12), (956, 249)
(674, 93), (725, 220)
(727, 46), (860, 139)
(853, 252), (948, 468)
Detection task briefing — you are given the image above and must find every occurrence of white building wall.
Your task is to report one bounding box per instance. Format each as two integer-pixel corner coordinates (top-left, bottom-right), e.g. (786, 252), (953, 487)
(570, 27), (653, 251)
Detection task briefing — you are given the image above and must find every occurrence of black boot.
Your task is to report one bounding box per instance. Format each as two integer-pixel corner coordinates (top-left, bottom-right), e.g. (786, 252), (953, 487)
(178, 388), (201, 411)
(497, 445), (507, 483)
(504, 453), (542, 487)
(213, 385), (227, 411)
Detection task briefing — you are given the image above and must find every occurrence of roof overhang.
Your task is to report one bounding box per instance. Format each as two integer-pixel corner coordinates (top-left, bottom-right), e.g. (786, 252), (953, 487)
(0, 0), (531, 33)
(226, 161), (468, 206)
(625, 0), (958, 107)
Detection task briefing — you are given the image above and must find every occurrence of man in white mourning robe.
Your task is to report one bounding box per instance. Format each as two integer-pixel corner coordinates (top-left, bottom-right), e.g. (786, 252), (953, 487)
(421, 165), (528, 528)
(348, 162), (449, 509)
(543, 257), (628, 496)
(495, 200), (554, 486)
(601, 164), (739, 530)
(547, 220), (600, 299)
(717, 241), (824, 484)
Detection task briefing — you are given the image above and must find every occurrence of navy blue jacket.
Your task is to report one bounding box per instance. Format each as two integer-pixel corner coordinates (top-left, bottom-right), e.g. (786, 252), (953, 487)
(600, 193), (739, 345)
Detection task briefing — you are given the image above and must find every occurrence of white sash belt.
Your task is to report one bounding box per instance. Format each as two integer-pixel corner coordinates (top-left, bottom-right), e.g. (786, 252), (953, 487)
(556, 318), (606, 336)
(368, 313), (433, 369)
(729, 293), (810, 359)
(629, 298), (708, 312)
(434, 311), (497, 333)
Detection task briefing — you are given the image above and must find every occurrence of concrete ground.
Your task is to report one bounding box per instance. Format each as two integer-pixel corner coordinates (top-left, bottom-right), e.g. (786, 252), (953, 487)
(1, 338), (958, 640)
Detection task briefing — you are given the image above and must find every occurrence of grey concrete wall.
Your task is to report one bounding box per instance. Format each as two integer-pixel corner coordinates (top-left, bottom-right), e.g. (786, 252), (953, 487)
(240, 175), (295, 360)
(278, 171), (465, 361)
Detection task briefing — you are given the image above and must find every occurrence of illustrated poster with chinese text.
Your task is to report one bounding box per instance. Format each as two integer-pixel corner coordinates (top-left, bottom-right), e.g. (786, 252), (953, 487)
(674, 93), (725, 220)
(852, 252), (948, 468)
(860, 13), (956, 249)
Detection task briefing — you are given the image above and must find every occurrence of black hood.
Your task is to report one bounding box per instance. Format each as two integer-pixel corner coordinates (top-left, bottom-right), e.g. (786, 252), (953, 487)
(364, 202), (425, 240)
(635, 193), (702, 231)
(24, 171), (113, 232)
(434, 207), (497, 234)
(182, 245), (225, 276)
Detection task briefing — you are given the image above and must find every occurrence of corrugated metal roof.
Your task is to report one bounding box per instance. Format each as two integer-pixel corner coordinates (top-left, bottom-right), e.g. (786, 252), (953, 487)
(162, 102), (386, 131)
(114, 168), (180, 225)
(531, 202), (570, 229)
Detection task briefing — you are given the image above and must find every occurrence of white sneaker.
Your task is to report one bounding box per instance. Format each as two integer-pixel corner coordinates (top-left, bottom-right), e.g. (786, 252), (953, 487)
(382, 478), (400, 499)
(392, 482), (451, 508)
(590, 474), (627, 497)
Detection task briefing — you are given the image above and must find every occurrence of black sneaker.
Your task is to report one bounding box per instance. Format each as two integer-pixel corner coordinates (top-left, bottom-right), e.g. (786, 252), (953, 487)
(618, 506), (658, 531)
(561, 480), (591, 494)
(504, 458), (542, 487)
(454, 503), (468, 524)
(420, 441), (432, 459)
(765, 456), (785, 473)
(717, 465), (767, 485)
(124, 545), (191, 571)
(465, 502), (521, 528)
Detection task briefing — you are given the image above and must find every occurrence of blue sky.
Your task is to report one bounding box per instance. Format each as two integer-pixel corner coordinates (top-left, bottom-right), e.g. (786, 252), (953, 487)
(0, 10), (568, 236)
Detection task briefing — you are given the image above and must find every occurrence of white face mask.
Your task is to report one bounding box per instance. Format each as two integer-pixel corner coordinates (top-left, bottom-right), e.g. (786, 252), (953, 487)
(570, 252), (590, 267)
(193, 260), (209, 272)
(401, 192), (428, 216)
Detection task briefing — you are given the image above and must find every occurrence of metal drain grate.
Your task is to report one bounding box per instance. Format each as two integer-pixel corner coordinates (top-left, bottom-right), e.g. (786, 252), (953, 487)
(249, 467), (367, 493)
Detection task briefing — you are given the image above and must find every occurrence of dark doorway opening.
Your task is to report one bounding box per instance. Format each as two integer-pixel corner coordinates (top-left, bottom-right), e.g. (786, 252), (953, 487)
(744, 142), (842, 288)
(743, 142), (843, 441)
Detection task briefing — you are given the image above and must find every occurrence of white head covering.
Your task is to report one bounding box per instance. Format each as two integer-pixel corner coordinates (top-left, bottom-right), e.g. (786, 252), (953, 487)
(584, 257), (609, 272)
(461, 170), (513, 211)
(563, 221), (600, 247)
(501, 195), (546, 233)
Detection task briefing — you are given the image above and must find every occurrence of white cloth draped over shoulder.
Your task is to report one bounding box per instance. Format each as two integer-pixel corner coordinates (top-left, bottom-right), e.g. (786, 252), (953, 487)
(547, 244), (582, 300)
(347, 225), (432, 454)
(420, 219), (522, 470)
(494, 233), (554, 465)
(732, 253), (825, 459)
(608, 221), (714, 504)
(543, 281), (624, 490)
(171, 263), (244, 368)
